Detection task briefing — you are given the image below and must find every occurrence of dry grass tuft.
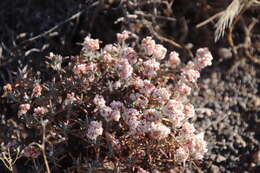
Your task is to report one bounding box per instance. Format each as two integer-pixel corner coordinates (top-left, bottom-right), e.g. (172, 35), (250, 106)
(214, 0), (244, 42)
(214, 0), (260, 42)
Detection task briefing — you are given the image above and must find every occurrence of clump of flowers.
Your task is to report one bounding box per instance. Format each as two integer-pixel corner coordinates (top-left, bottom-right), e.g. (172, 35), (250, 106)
(34, 106), (47, 115)
(32, 84), (42, 97)
(1, 31), (213, 172)
(86, 121), (103, 141)
(18, 104), (31, 117)
(3, 83), (12, 92)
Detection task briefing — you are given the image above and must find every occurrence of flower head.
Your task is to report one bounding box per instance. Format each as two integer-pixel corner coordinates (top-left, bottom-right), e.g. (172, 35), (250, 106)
(184, 103), (195, 118)
(3, 83), (12, 92)
(130, 93), (149, 107)
(83, 36), (100, 51)
(116, 59), (133, 80)
(169, 51), (181, 67)
(163, 99), (185, 127)
(122, 47), (138, 64)
(93, 95), (106, 108)
(139, 80), (155, 96)
(180, 122), (195, 137)
(152, 88), (171, 103)
(195, 48), (213, 69)
(178, 82), (191, 96)
(150, 122), (171, 139)
(73, 64), (87, 74)
(181, 69), (200, 83)
(32, 84), (42, 97)
(144, 109), (161, 122)
(117, 30), (130, 43)
(99, 106), (113, 121)
(86, 121), (103, 141)
(175, 146), (189, 164)
(186, 133), (207, 160)
(143, 58), (160, 77)
(34, 106), (47, 115)
(153, 44), (167, 60)
(18, 104), (31, 116)
(141, 37), (156, 56)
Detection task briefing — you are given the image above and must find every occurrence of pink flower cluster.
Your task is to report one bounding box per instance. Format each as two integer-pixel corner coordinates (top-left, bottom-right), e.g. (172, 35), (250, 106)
(116, 59), (133, 79)
(79, 32), (213, 161)
(175, 132), (208, 163)
(3, 83), (12, 92)
(122, 47), (138, 64)
(93, 95), (124, 122)
(151, 88), (171, 103)
(195, 48), (213, 69)
(73, 63), (96, 75)
(86, 121), (103, 141)
(163, 99), (192, 127)
(46, 52), (63, 71)
(18, 104), (31, 116)
(150, 122), (171, 139)
(83, 36), (100, 51)
(141, 36), (167, 60)
(168, 51), (181, 67)
(152, 44), (167, 60)
(175, 48), (213, 99)
(130, 93), (149, 107)
(117, 30), (129, 43)
(143, 58), (160, 77)
(141, 36), (156, 56)
(32, 84), (42, 97)
(34, 106), (47, 115)
(138, 80), (155, 96)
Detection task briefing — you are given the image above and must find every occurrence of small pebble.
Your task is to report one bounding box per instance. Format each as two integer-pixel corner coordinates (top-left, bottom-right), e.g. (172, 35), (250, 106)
(216, 155), (226, 163)
(210, 164), (219, 173)
(218, 47), (232, 59)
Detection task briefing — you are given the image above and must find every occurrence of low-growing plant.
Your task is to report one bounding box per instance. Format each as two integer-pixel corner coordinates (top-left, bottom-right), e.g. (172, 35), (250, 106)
(1, 31), (213, 172)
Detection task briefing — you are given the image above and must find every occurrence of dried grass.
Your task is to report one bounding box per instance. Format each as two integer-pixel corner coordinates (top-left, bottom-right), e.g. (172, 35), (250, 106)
(214, 0), (260, 42)
(214, 0), (244, 42)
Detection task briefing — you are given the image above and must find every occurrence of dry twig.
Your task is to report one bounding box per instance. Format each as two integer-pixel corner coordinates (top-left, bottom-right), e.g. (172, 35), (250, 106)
(29, 119), (51, 173)
(197, 0), (259, 42)
(0, 147), (22, 172)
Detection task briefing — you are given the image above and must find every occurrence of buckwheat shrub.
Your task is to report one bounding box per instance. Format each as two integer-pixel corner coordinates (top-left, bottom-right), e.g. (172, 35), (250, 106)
(1, 31), (213, 172)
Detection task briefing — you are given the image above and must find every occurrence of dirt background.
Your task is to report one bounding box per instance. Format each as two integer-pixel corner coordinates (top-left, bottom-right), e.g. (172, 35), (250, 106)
(0, 0), (259, 172)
